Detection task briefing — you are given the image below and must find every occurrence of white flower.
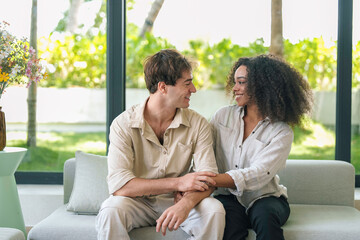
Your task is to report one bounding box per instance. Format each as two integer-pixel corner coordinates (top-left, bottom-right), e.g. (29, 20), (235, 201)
(0, 51), (7, 60)
(10, 64), (22, 77)
(5, 44), (12, 52)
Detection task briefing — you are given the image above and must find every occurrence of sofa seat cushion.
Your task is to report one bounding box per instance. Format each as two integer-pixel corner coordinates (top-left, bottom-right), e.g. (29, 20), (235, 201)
(28, 205), (97, 240)
(283, 204), (360, 240)
(28, 204), (360, 240)
(27, 205), (190, 240)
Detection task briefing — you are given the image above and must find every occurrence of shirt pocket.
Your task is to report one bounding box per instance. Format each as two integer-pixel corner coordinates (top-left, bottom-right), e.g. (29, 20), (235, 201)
(216, 123), (235, 158)
(247, 139), (266, 164)
(133, 142), (160, 177)
(169, 142), (193, 174)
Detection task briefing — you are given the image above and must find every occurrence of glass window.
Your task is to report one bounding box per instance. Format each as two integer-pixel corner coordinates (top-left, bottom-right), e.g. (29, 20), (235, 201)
(2, 0), (107, 174)
(352, 0), (360, 175)
(2, 0), (357, 183)
(126, 0), (338, 160)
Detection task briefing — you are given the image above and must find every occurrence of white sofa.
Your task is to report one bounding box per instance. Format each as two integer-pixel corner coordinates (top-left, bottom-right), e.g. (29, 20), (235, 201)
(0, 228), (25, 240)
(28, 156), (360, 240)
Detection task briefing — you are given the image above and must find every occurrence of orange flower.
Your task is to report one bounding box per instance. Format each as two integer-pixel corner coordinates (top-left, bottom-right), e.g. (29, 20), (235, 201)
(0, 69), (9, 83)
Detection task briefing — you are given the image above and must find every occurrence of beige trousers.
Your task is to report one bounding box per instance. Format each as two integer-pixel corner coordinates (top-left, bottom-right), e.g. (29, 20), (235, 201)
(96, 194), (225, 240)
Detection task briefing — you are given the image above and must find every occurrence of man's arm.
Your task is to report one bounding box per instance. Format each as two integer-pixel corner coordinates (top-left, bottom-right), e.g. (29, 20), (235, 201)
(153, 172), (234, 236)
(113, 172), (217, 197)
(155, 187), (215, 236)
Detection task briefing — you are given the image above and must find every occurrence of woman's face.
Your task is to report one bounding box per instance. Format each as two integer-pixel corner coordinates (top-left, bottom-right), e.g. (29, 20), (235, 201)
(233, 65), (250, 106)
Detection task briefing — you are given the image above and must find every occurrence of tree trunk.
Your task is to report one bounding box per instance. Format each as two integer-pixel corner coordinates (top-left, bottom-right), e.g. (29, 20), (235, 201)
(269, 0), (283, 57)
(27, 0), (37, 147)
(66, 0), (84, 33)
(139, 0), (164, 38)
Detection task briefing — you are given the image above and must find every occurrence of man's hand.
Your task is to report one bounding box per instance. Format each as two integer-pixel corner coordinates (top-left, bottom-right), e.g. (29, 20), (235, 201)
(156, 200), (191, 236)
(177, 172), (217, 192)
(159, 184), (216, 236)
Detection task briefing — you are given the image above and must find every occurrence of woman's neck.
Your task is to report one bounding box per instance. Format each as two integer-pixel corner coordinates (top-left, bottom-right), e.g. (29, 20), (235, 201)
(244, 104), (263, 123)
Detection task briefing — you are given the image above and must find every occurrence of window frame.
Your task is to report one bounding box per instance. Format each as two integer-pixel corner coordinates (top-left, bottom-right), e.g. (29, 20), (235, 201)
(15, 0), (359, 187)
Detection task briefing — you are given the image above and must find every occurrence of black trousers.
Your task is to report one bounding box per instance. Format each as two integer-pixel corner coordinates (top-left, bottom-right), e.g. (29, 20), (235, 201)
(215, 195), (290, 240)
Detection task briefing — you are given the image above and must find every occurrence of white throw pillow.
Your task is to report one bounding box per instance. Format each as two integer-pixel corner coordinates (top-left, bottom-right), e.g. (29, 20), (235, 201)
(66, 150), (109, 214)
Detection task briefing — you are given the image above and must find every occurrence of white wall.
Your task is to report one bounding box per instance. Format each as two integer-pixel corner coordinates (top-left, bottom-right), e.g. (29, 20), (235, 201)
(1, 87), (232, 123)
(312, 90), (360, 126)
(1, 87), (360, 126)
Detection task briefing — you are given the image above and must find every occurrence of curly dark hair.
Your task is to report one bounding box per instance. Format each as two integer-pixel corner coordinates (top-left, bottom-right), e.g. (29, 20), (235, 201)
(226, 54), (313, 126)
(143, 49), (195, 94)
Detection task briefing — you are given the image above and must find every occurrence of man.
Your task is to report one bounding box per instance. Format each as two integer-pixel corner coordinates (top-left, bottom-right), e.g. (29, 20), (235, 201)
(96, 49), (225, 240)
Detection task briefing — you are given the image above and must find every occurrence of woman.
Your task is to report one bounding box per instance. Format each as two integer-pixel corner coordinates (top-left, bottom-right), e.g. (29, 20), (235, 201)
(210, 54), (313, 240)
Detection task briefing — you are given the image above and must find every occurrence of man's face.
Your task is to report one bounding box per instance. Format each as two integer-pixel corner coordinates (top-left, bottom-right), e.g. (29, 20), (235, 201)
(166, 70), (196, 108)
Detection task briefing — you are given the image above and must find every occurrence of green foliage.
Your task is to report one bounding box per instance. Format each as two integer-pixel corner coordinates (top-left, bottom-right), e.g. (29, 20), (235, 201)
(38, 22), (360, 91)
(42, 0), (360, 90)
(353, 41), (360, 89)
(184, 38), (268, 89)
(39, 33), (106, 88)
(126, 23), (175, 88)
(284, 37), (337, 91)
(54, 11), (68, 33)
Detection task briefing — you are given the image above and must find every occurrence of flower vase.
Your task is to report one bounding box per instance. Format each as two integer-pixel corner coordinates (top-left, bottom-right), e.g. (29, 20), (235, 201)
(0, 106), (6, 151)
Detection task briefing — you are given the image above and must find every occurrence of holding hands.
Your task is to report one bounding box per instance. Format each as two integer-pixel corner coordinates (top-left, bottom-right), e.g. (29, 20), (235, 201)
(156, 171), (218, 236)
(177, 171), (217, 192)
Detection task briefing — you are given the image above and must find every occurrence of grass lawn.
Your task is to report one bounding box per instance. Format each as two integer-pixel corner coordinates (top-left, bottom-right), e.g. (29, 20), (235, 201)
(7, 121), (360, 174)
(7, 131), (106, 171)
(289, 121), (336, 160)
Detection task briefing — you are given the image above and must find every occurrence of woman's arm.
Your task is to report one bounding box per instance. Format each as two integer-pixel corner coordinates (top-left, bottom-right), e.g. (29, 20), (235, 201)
(211, 173), (236, 189)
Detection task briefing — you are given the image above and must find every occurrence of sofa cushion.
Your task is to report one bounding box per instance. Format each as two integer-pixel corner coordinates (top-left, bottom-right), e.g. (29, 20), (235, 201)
(27, 205), (190, 240)
(283, 204), (360, 240)
(28, 205), (98, 240)
(66, 151), (109, 214)
(28, 203), (360, 240)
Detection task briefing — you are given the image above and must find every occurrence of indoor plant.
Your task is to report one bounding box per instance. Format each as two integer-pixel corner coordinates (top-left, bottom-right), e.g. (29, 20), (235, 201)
(0, 21), (46, 151)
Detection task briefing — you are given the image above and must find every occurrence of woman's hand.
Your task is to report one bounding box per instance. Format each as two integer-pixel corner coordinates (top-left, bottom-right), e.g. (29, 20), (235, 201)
(177, 172), (217, 192)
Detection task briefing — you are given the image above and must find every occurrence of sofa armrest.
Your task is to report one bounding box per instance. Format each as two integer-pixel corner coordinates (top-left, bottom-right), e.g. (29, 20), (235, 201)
(63, 158), (76, 204)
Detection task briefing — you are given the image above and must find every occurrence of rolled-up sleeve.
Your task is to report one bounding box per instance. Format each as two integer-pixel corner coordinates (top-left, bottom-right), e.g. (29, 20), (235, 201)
(107, 116), (136, 194)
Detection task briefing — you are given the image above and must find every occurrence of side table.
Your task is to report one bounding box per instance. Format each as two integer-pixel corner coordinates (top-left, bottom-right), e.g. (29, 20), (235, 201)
(0, 147), (27, 236)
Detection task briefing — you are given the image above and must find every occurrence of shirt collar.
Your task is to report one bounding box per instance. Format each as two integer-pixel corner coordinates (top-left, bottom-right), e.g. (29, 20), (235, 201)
(169, 108), (191, 128)
(237, 105), (271, 123)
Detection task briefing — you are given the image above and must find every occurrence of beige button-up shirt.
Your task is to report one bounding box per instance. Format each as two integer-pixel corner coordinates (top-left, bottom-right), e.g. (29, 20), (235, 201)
(211, 105), (293, 211)
(107, 99), (219, 194)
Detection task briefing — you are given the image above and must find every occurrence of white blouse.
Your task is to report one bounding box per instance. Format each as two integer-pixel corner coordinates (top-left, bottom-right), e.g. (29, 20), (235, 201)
(211, 105), (293, 211)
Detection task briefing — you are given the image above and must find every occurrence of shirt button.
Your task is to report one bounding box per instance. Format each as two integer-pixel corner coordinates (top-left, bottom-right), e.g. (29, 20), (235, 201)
(163, 151), (167, 154)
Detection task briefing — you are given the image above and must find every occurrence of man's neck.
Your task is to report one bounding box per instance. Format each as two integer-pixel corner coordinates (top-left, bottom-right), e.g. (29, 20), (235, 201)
(144, 94), (176, 124)
(144, 94), (177, 144)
